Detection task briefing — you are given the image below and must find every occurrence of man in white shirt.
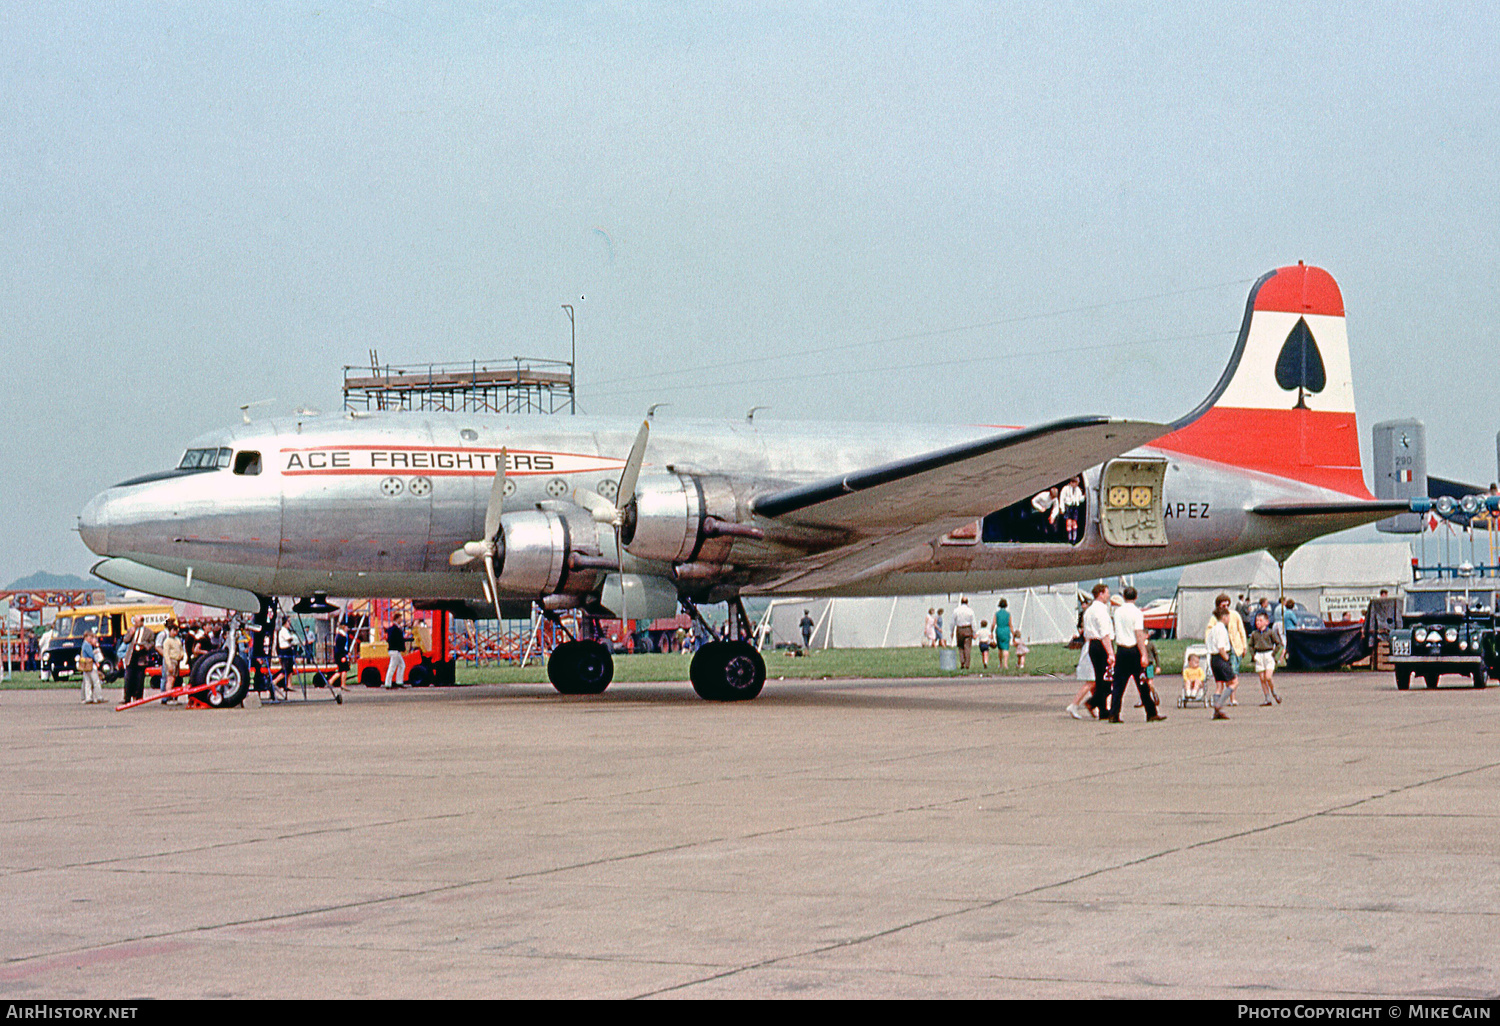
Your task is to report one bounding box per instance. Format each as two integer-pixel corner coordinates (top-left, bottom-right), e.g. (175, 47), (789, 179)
(1067, 583), (1115, 720)
(952, 597), (977, 671)
(1108, 586), (1165, 723)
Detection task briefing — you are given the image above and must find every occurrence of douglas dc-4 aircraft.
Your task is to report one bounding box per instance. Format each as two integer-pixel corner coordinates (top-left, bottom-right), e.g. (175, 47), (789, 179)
(79, 263), (1409, 703)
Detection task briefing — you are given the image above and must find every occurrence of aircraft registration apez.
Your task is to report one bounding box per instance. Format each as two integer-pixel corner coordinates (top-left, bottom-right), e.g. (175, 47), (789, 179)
(79, 264), (1407, 703)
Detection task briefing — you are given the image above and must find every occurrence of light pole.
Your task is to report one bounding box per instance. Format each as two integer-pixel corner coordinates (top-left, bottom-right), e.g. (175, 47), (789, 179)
(561, 303), (576, 415)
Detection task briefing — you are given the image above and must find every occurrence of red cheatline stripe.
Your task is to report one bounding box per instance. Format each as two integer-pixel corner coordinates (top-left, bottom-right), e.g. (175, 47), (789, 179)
(281, 468), (605, 477)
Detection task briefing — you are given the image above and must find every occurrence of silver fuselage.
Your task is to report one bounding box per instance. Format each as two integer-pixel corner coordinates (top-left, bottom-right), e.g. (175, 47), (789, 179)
(78, 410), (1360, 602)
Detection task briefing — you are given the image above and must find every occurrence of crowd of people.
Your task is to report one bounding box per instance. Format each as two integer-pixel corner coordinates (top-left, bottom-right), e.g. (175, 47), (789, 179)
(1063, 585), (1287, 723)
(923, 598), (1028, 671)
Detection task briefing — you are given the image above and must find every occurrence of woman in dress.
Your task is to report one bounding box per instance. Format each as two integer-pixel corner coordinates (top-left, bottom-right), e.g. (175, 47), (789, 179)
(993, 599), (1012, 670)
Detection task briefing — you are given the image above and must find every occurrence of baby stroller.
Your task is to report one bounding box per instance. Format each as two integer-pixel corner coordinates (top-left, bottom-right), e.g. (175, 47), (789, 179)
(1177, 643), (1210, 709)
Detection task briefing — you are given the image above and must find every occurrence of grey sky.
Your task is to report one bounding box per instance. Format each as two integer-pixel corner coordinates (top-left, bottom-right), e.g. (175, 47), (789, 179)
(3, 2), (1497, 582)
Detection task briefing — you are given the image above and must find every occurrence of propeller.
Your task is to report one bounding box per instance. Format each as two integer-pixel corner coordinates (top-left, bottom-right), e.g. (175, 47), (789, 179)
(450, 448), (507, 613)
(571, 420), (651, 626)
(573, 419), (650, 532)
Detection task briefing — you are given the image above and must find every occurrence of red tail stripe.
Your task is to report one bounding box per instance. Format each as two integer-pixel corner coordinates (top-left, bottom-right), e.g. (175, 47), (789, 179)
(1252, 264), (1345, 317)
(1152, 406), (1372, 498)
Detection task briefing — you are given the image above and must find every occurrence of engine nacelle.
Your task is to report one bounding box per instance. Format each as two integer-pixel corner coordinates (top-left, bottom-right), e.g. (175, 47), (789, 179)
(494, 507), (610, 597)
(620, 473), (755, 565)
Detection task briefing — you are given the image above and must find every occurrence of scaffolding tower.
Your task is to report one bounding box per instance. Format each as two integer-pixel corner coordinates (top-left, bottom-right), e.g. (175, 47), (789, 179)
(343, 351), (576, 415)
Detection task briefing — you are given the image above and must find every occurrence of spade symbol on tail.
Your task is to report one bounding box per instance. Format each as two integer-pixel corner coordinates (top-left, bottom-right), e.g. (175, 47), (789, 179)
(1274, 317), (1326, 409)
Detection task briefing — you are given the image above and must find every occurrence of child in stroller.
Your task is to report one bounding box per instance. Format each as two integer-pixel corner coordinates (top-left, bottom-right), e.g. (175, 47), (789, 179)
(1178, 645), (1208, 708)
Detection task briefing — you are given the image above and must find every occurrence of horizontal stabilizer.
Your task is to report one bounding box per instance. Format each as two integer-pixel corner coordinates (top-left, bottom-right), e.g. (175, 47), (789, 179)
(1251, 500), (1412, 517)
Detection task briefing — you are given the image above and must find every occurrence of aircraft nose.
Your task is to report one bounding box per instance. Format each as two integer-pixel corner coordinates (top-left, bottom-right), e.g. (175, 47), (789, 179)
(78, 490), (111, 556)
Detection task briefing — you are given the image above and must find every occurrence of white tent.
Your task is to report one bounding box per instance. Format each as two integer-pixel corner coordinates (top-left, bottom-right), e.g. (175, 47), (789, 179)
(1175, 542), (1413, 636)
(761, 587), (1078, 649)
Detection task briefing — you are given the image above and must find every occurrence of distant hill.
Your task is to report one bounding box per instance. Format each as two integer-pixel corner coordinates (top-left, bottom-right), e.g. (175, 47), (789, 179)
(5, 571), (119, 595)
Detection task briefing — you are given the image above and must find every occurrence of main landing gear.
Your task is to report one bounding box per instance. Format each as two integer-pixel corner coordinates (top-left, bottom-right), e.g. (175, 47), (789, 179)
(541, 610), (615, 696)
(548, 639), (614, 695)
(685, 596), (765, 702)
(539, 594), (768, 702)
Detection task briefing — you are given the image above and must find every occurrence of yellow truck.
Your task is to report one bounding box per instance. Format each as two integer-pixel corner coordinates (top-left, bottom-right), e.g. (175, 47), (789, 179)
(41, 603), (174, 681)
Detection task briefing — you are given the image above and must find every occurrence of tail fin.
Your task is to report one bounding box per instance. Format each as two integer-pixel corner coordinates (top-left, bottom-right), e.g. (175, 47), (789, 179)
(1154, 263), (1371, 498)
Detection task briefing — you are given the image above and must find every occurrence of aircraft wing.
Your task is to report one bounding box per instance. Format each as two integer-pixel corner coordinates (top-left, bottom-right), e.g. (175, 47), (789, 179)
(753, 415), (1169, 530)
(750, 416), (1170, 592)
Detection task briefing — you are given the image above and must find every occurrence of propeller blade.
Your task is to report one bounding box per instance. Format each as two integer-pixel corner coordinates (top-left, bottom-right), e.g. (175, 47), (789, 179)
(449, 548), (475, 567)
(482, 449), (507, 542)
(572, 487), (619, 524)
(483, 554), (502, 615)
(617, 420), (649, 507)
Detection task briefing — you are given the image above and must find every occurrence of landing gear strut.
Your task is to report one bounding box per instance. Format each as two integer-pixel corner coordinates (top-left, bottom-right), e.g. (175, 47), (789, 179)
(684, 596), (766, 702)
(541, 609), (614, 695)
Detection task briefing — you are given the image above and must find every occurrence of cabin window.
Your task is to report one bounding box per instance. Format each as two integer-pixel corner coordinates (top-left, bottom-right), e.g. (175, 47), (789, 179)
(233, 451), (262, 476)
(981, 476), (1088, 545)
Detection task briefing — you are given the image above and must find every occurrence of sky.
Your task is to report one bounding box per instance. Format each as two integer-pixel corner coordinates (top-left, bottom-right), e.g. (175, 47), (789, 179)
(2, 1), (1498, 582)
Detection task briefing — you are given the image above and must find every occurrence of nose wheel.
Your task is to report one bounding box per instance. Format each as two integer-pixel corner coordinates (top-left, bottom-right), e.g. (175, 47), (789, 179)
(548, 639), (614, 695)
(192, 650), (252, 708)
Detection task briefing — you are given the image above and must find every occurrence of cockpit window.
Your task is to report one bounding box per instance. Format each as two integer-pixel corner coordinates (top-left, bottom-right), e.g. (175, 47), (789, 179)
(233, 451), (262, 476)
(178, 447), (232, 470)
(179, 448), (217, 469)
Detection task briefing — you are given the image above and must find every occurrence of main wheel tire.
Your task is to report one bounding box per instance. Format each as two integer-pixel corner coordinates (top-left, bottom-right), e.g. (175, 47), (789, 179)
(1424, 672), (1440, 689)
(1473, 665), (1487, 689)
(548, 640), (613, 695)
(690, 641), (766, 701)
(192, 650), (251, 709)
(1395, 668), (1411, 690)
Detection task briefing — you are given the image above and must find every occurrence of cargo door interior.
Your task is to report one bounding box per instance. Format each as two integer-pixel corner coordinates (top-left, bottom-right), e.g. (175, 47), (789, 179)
(1100, 458), (1168, 547)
